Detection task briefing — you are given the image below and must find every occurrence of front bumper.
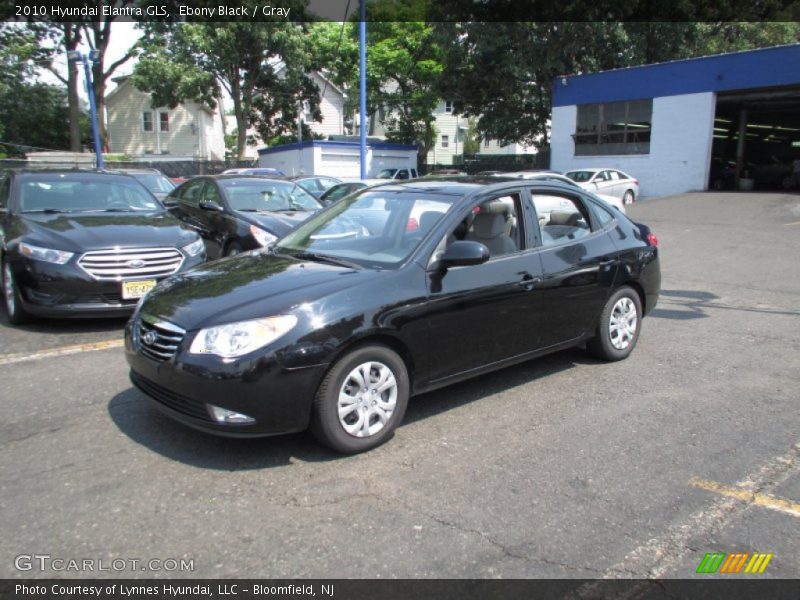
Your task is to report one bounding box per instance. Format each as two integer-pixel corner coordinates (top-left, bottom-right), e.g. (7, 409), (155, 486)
(12, 253), (204, 318)
(124, 318), (327, 437)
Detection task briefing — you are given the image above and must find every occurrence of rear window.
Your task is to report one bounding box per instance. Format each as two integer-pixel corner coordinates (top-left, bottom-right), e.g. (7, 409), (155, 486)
(19, 173), (161, 213)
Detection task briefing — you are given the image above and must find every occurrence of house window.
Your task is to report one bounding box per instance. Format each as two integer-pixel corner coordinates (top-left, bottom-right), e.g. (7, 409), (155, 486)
(159, 112), (169, 132)
(142, 112), (153, 132)
(574, 99), (652, 155)
(444, 101), (453, 113)
(441, 135), (449, 148)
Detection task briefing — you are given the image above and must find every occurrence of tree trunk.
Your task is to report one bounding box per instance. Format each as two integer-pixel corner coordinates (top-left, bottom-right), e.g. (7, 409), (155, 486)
(63, 25), (82, 152)
(67, 63), (81, 151)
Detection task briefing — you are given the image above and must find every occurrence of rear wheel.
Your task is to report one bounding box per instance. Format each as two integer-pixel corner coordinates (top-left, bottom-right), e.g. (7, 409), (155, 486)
(623, 190), (635, 205)
(311, 344), (409, 454)
(588, 286), (642, 361)
(2, 258), (30, 325)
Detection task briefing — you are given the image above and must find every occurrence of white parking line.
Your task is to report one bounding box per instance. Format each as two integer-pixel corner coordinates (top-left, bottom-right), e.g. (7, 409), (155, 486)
(0, 339), (124, 366)
(569, 442), (799, 597)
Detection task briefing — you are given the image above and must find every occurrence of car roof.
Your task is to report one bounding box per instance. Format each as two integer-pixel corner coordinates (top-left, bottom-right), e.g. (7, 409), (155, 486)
(6, 167), (141, 180)
(191, 174), (291, 182)
(367, 175), (585, 197)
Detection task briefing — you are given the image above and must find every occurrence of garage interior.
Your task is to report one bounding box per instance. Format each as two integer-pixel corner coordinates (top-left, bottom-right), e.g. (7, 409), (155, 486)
(711, 86), (800, 191)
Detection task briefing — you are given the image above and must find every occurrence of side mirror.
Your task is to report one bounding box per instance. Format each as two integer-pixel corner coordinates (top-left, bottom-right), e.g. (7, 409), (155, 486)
(162, 198), (178, 209)
(200, 201), (223, 212)
(439, 240), (490, 268)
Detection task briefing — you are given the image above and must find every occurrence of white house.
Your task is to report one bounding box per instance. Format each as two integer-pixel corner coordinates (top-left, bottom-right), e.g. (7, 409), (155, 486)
(106, 76), (226, 160)
(427, 100), (538, 166)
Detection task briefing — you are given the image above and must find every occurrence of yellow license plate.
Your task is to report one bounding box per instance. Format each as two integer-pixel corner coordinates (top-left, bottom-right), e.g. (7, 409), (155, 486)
(122, 279), (156, 300)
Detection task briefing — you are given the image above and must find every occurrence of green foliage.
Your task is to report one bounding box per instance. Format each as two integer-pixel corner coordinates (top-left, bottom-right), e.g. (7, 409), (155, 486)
(133, 7), (319, 159)
(461, 117), (481, 155)
(0, 24), (90, 155)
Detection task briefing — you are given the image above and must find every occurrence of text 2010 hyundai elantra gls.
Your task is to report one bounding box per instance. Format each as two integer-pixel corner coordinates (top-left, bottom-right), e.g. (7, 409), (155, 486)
(126, 177), (660, 454)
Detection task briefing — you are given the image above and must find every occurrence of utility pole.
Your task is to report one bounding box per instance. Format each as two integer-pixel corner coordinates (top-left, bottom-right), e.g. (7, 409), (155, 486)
(359, 0), (367, 179)
(68, 50), (104, 169)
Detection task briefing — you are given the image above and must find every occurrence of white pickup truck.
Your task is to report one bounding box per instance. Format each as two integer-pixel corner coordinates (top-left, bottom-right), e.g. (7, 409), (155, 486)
(375, 167), (419, 180)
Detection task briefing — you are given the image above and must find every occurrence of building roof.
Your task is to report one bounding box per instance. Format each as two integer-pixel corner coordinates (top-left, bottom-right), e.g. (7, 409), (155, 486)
(257, 140), (418, 156)
(552, 44), (800, 107)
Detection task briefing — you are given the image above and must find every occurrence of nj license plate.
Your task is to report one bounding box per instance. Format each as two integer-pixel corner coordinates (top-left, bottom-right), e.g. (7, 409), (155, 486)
(122, 279), (156, 300)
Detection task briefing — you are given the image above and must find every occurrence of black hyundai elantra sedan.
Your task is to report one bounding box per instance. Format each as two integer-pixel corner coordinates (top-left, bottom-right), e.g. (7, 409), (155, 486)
(126, 177), (660, 454)
(1, 169), (205, 324)
(163, 175), (365, 259)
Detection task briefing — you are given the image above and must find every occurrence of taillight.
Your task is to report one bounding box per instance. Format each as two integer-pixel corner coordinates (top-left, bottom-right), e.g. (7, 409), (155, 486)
(633, 179), (639, 186)
(406, 217), (419, 232)
(646, 232), (658, 247)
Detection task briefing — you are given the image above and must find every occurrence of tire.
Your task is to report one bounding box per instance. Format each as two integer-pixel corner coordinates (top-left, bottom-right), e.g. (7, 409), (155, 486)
(623, 190), (635, 205)
(225, 242), (243, 257)
(310, 344), (410, 454)
(2, 257), (31, 325)
(587, 286), (642, 361)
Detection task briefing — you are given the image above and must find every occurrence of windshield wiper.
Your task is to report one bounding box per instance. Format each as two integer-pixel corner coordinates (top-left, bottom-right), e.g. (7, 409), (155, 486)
(22, 208), (71, 214)
(288, 251), (361, 269)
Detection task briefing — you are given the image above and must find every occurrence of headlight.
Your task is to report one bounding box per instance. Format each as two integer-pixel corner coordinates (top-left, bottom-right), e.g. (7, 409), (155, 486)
(250, 225), (277, 248)
(189, 315), (297, 358)
(19, 242), (74, 265)
(182, 238), (205, 257)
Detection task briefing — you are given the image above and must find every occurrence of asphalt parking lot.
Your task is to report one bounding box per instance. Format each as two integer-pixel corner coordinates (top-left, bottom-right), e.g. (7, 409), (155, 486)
(1, 191), (798, 580)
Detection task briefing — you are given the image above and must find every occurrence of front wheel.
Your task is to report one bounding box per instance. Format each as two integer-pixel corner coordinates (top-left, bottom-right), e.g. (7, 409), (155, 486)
(2, 258), (31, 325)
(587, 286), (642, 361)
(311, 344), (409, 454)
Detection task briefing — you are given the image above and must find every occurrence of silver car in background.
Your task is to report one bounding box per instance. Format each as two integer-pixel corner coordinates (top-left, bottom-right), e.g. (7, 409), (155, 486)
(499, 170), (627, 214)
(564, 168), (640, 205)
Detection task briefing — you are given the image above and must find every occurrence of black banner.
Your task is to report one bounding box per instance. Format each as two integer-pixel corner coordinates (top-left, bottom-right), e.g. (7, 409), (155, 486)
(3, 579), (800, 600)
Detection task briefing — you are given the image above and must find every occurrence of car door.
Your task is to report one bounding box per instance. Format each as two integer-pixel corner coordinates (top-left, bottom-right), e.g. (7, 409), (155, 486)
(605, 170), (623, 197)
(197, 180), (229, 259)
(529, 188), (620, 348)
(170, 178), (206, 232)
(591, 170), (612, 195)
(424, 190), (546, 382)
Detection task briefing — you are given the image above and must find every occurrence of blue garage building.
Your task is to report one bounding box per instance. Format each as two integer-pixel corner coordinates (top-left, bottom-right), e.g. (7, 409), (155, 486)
(550, 44), (800, 197)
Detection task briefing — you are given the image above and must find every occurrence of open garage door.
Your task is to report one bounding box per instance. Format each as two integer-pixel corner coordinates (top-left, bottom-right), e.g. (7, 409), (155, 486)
(711, 86), (800, 191)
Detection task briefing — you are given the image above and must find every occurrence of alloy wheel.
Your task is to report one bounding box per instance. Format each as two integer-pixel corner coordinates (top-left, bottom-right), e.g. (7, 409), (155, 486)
(337, 361), (398, 438)
(3, 262), (15, 318)
(609, 296), (638, 350)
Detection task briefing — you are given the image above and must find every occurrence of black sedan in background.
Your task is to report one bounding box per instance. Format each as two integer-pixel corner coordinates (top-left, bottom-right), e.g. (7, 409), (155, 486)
(126, 177), (660, 454)
(163, 176), (324, 258)
(1, 169), (205, 324)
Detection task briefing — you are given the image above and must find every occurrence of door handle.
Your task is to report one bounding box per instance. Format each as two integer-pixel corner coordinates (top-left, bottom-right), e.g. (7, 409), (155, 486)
(599, 256), (616, 267)
(517, 275), (542, 291)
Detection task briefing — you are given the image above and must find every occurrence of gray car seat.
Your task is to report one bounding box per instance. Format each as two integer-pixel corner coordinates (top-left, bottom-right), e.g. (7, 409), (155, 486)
(466, 212), (517, 256)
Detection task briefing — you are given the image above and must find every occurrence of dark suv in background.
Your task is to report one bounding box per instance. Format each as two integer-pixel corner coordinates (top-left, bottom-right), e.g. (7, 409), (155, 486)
(0, 169), (205, 324)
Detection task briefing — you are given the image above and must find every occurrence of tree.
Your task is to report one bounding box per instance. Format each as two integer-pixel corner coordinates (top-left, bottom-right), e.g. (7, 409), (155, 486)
(461, 117), (480, 155)
(436, 21), (800, 148)
(134, 8), (318, 159)
(80, 4), (142, 151)
(311, 17), (445, 165)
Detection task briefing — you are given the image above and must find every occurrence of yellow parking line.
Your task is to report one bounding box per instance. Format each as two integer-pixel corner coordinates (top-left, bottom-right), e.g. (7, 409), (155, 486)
(689, 476), (800, 518)
(0, 339), (124, 366)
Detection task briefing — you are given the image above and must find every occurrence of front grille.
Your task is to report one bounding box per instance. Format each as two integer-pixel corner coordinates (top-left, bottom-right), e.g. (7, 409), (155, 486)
(74, 292), (133, 305)
(135, 316), (185, 362)
(78, 247), (184, 281)
(131, 372), (211, 422)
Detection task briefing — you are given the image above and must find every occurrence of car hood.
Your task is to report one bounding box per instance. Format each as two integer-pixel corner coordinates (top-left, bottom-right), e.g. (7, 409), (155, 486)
(22, 211), (198, 252)
(140, 252), (374, 331)
(238, 210), (315, 236)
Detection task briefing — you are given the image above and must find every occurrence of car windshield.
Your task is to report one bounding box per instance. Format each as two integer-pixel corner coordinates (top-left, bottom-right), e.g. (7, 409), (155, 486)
(19, 173), (162, 213)
(131, 173), (175, 193)
(565, 170), (596, 183)
(274, 189), (456, 269)
(376, 169), (398, 179)
(221, 179), (321, 212)
(321, 184), (364, 203)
